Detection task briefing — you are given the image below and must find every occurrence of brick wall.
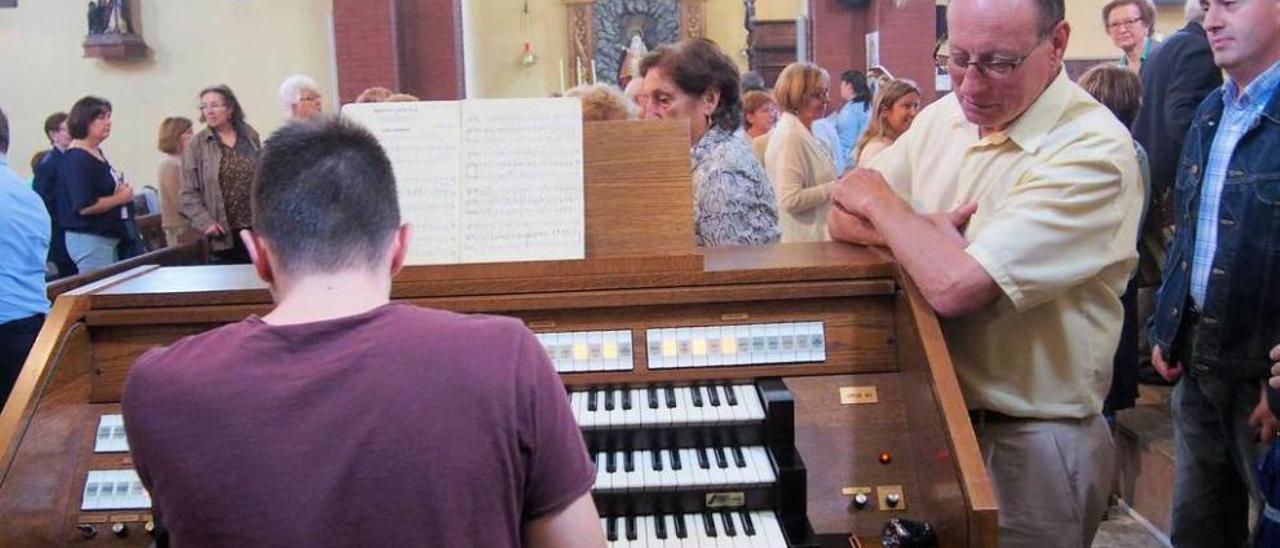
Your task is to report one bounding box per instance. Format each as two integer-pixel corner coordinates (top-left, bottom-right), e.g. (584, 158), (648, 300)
(397, 0), (465, 101)
(331, 0), (464, 104)
(333, 0), (400, 103)
(809, 0), (937, 101)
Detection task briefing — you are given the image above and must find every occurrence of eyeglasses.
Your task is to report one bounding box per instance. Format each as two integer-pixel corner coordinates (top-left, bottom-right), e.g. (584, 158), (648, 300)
(1107, 17), (1144, 30)
(199, 102), (227, 111)
(933, 38), (1047, 79)
(807, 88), (830, 100)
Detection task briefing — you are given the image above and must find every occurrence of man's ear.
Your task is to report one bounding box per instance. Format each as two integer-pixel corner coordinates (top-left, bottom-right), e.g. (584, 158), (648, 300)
(241, 229), (274, 284)
(388, 224), (413, 278)
(1049, 20), (1071, 66)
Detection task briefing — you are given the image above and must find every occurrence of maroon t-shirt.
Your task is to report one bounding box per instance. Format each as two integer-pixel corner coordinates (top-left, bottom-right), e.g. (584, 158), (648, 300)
(122, 303), (594, 547)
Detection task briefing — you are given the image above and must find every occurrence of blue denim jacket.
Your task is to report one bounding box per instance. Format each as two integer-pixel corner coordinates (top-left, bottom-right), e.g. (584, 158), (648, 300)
(1149, 86), (1280, 376)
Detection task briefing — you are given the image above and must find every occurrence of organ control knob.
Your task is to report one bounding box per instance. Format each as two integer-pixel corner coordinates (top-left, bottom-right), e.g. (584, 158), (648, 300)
(145, 520), (156, 535)
(851, 492), (870, 509)
(886, 492), (902, 508)
(111, 522), (128, 537)
(76, 524), (97, 539)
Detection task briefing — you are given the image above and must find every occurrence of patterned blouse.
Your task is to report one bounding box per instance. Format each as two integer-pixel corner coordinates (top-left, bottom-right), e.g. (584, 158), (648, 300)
(217, 139), (255, 231)
(690, 126), (782, 247)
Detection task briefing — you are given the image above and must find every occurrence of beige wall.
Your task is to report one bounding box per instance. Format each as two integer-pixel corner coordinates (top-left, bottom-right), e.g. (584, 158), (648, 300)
(0, 0), (337, 181)
(1065, 0), (1187, 59)
(462, 0), (805, 99)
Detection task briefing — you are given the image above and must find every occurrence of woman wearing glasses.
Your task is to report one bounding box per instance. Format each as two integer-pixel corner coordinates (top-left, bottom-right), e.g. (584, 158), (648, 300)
(764, 61), (838, 243)
(179, 84), (261, 264)
(1103, 0), (1159, 74)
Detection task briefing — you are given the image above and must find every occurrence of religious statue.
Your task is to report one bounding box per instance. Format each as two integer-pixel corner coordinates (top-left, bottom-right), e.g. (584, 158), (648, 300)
(86, 0), (133, 36)
(617, 33), (649, 90)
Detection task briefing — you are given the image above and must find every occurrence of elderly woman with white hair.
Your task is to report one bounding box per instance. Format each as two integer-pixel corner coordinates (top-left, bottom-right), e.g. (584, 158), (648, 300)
(279, 74), (323, 123)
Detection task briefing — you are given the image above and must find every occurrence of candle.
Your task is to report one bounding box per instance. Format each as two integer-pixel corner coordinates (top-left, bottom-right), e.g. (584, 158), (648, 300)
(576, 57), (584, 87)
(591, 59), (597, 84)
(559, 59), (566, 93)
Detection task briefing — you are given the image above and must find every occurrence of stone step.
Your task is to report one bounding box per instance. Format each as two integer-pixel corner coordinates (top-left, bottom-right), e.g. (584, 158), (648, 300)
(1113, 385), (1175, 539)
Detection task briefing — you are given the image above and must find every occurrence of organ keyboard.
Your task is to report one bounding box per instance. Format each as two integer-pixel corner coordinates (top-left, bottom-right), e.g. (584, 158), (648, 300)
(0, 121), (995, 547)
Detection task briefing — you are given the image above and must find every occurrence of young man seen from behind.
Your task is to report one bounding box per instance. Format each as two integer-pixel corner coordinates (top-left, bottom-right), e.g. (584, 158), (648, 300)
(122, 117), (605, 547)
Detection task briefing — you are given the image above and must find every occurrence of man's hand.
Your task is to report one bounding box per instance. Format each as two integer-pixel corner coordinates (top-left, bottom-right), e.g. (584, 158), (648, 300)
(1250, 383), (1279, 441)
(827, 207), (885, 246)
(923, 202), (978, 248)
(1268, 344), (1280, 389)
(1153, 345), (1183, 382)
(832, 168), (908, 219)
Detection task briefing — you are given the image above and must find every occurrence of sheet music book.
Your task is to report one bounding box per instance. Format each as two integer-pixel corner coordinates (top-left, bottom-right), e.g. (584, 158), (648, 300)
(341, 98), (585, 265)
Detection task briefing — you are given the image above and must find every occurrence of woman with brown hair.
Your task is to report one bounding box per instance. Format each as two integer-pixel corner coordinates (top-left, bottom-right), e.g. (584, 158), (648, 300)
(179, 84), (261, 264)
(637, 38), (780, 247)
(853, 79), (921, 167)
(156, 116), (193, 246)
(764, 61), (837, 242)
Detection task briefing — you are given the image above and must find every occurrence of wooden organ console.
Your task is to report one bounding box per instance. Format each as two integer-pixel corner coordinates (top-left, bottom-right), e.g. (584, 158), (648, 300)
(0, 121), (996, 547)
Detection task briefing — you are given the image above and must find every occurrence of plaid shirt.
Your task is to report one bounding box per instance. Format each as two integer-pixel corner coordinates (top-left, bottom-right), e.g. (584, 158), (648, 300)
(1191, 61), (1280, 306)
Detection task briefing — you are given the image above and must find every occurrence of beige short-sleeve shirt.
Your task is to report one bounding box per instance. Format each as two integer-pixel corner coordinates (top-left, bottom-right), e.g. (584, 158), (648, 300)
(870, 70), (1143, 419)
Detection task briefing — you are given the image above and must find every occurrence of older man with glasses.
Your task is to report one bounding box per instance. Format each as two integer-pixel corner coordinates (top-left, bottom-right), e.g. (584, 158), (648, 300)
(829, 0), (1143, 546)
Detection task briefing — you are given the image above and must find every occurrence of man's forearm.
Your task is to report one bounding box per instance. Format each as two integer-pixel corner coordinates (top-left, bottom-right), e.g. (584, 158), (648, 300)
(870, 202), (997, 317)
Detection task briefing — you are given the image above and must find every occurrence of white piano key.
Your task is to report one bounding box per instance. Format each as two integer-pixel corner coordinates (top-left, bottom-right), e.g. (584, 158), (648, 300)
(748, 447), (776, 484)
(639, 388), (658, 426)
(595, 452), (609, 490)
(680, 387), (701, 426)
(739, 385), (765, 421)
(755, 511), (788, 547)
(637, 449), (655, 493)
(636, 515), (654, 548)
(699, 386), (721, 424)
(657, 449), (678, 489)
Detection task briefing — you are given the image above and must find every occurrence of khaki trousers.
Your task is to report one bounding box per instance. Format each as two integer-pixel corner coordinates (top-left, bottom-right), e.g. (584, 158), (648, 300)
(972, 413), (1115, 548)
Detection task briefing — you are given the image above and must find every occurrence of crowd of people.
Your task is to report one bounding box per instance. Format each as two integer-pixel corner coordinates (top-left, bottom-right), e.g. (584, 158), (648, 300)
(3, 0), (1280, 545)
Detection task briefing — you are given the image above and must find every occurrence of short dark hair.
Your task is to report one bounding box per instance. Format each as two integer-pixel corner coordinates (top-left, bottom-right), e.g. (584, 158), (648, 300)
(252, 116), (401, 275)
(640, 38), (743, 132)
(1102, 0), (1156, 36)
(0, 105), (9, 154)
(68, 96), (113, 140)
(198, 84), (248, 130)
(741, 71), (767, 93)
(44, 112), (68, 139)
(1078, 63), (1142, 127)
(1035, 0), (1067, 37)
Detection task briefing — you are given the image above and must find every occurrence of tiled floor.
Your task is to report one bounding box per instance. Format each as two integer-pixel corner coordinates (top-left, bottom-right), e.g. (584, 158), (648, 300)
(1093, 504), (1168, 548)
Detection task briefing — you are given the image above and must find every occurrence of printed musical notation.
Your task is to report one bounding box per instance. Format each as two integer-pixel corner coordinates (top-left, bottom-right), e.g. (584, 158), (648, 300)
(342, 98), (585, 265)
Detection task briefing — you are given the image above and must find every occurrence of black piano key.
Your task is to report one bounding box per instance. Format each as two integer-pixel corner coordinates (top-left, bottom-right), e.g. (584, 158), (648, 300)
(590, 452), (598, 465)
(625, 515), (637, 541)
(606, 451), (617, 473)
(606, 516), (618, 541)
(740, 510), (756, 536)
(624, 451), (635, 473)
(674, 513), (688, 539)
(647, 386), (659, 409)
(604, 389), (615, 411)
(691, 385), (704, 407)
(670, 449), (683, 470)
(707, 384), (721, 406)
(621, 389), (632, 411)
(732, 446), (747, 468)
(587, 389), (598, 412)
(721, 512), (737, 537)
(651, 448), (663, 471)
(655, 513), (668, 539)
(723, 382), (738, 406)
(702, 512), (718, 538)
(697, 447), (710, 469)
(664, 385), (677, 408)
(714, 446), (729, 469)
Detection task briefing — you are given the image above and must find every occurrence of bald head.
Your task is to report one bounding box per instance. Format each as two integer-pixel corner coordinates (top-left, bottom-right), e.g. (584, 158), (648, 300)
(949, 0), (1064, 39)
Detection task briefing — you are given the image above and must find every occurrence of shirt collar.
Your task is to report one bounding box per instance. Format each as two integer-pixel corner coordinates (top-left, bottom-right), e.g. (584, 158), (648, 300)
(1223, 59), (1280, 110)
(996, 69), (1073, 153)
